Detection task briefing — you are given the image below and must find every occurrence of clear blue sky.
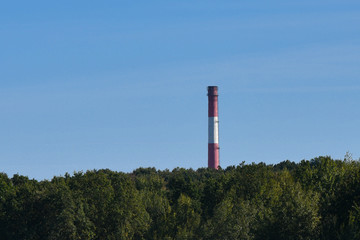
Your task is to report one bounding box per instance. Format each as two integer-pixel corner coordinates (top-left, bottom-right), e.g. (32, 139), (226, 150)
(1, 1), (360, 180)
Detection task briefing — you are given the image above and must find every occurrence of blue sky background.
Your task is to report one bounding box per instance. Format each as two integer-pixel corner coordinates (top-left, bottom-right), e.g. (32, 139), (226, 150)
(1, 1), (360, 180)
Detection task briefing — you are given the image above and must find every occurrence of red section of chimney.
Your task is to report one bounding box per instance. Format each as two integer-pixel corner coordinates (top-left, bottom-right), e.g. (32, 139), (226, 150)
(208, 143), (219, 169)
(207, 86), (218, 117)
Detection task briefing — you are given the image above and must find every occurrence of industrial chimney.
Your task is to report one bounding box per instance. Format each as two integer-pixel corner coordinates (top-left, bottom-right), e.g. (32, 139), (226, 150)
(207, 86), (219, 169)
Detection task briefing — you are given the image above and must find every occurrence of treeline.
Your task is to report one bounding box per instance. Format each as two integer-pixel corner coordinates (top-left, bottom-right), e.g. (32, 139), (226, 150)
(1, 156), (360, 239)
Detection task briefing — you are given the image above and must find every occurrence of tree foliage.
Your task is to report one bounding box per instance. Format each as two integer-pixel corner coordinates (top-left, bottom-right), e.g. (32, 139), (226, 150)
(0, 157), (359, 239)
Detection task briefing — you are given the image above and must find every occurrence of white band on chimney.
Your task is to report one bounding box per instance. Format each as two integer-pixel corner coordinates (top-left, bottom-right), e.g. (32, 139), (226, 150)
(208, 117), (219, 144)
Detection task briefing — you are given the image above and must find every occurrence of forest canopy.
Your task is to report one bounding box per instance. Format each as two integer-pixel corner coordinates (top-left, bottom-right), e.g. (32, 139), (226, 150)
(1, 156), (360, 239)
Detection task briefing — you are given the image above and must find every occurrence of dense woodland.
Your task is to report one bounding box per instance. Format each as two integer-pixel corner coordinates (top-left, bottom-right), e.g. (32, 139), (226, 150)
(1, 156), (360, 239)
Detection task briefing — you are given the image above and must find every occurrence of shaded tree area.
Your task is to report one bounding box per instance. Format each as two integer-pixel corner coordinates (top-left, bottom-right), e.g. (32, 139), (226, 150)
(1, 156), (360, 239)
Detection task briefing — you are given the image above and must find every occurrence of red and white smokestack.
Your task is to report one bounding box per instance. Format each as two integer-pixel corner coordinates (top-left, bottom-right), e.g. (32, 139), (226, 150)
(207, 86), (219, 169)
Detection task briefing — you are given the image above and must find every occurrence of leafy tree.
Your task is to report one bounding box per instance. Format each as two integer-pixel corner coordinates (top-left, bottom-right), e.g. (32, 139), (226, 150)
(136, 174), (171, 239)
(204, 198), (256, 240)
(255, 171), (320, 240)
(107, 171), (150, 239)
(170, 194), (201, 239)
(0, 173), (15, 238)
